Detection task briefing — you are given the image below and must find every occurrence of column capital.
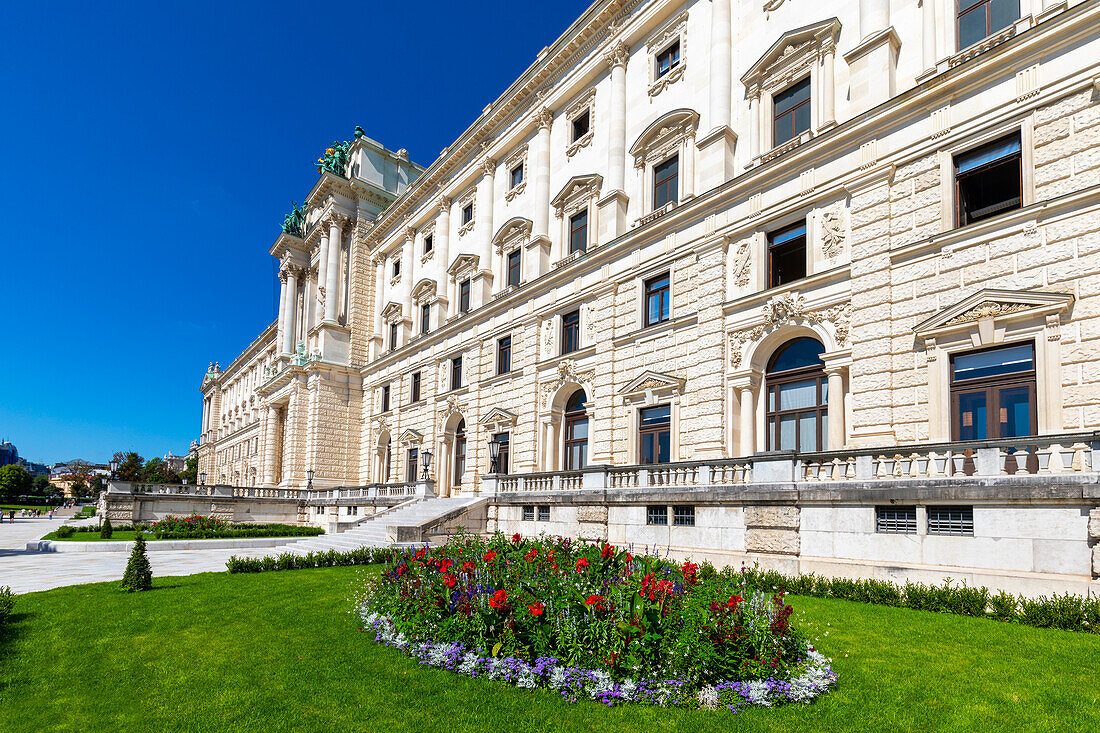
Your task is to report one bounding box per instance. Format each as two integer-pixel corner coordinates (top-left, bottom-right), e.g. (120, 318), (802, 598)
(404, 225), (416, 243)
(604, 40), (629, 70)
(481, 157), (497, 176)
(437, 195), (452, 213)
(536, 107), (554, 130)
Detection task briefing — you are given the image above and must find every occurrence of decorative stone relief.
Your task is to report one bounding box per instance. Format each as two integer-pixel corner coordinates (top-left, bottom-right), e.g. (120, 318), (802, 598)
(944, 301), (1034, 326)
(731, 236), (753, 287)
(541, 319), (555, 351)
(727, 294), (852, 368)
(539, 359), (596, 409)
(820, 203), (848, 261)
(582, 302), (599, 342)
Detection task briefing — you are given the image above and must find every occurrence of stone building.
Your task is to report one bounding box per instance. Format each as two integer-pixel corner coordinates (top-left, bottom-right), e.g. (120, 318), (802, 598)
(196, 0), (1100, 595)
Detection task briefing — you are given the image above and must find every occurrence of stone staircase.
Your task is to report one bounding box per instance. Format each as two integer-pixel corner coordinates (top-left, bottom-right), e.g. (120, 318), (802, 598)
(284, 497), (483, 553)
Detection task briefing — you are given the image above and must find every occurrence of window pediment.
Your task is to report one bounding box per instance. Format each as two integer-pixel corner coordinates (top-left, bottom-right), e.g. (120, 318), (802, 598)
(914, 289), (1073, 340)
(551, 174), (603, 217)
(447, 253), (481, 279)
(398, 428), (423, 446)
(479, 407), (518, 428)
(411, 278), (439, 304)
(741, 18), (840, 94)
(630, 109), (699, 169)
(381, 301), (405, 323)
(619, 370), (685, 404)
(492, 217), (533, 252)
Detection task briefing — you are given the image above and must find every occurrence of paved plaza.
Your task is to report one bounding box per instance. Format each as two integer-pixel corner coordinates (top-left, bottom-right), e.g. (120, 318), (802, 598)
(0, 511), (272, 594)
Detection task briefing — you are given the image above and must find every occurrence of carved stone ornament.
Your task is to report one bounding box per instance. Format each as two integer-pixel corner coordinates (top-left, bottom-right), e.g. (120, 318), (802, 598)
(944, 301), (1034, 326)
(763, 0), (786, 16)
(732, 236), (753, 287)
(604, 40), (629, 70)
(647, 11), (688, 98)
(542, 319), (555, 350)
(728, 294), (852, 368)
(540, 359), (597, 409)
(820, 203), (848, 260)
(582, 302), (599, 341)
(374, 416), (391, 435)
(536, 107), (554, 130)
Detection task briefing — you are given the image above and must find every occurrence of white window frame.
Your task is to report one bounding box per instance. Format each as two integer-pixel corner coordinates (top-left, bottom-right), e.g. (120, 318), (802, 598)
(565, 88), (596, 158)
(647, 10), (688, 98)
(504, 145), (528, 202)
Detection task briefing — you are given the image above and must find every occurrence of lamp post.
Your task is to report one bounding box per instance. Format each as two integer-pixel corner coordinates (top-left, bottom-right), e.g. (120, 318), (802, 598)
(420, 448), (433, 480)
(488, 437), (502, 474)
(306, 469), (314, 492)
(199, 472), (207, 487)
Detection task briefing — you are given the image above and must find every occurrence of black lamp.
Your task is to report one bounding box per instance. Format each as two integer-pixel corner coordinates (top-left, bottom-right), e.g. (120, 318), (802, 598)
(488, 437), (501, 474)
(306, 469), (314, 491)
(421, 448), (433, 479)
(199, 472), (207, 486)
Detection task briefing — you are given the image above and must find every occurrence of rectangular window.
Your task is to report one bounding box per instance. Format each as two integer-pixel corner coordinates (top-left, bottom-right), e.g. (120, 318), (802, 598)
(639, 404), (672, 464)
(656, 40), (680, 78)
(673, 505), (696, 527)
(774, 77), (811, 146)
(450, 356), (462, 390)
(380, 385), (390, 413)
(561, 310), (580, 354)
(410, 371), (421, 403)
(406, 448), (418, 483)
(523, 505), (535, 521)
(950, 342), (1036, 443)
(538, 504), (550, 522)
(507, 250), (522, 287)
(569, 210), (588, 254)
(497, 336), (511, 374)
(571, 110), (590, 143)
(389, 322), (399, 351)
(876, 506), (917, 534)
(955, 132), (1022, 227)
(346, 505), (358, 516)
(927, 505), (974, 536)
(459, 279), (471, 314)
(646, 505), (668, 526)
(423, 234), (433, 255)
(644, 273), (670, 327)
(392, 260), (401, 279)
(420, 303), (431, 335)
(510, 164), (524, 189)
(958, 0), (1019, 50)
(461, 203), (474, 225)
(768, 221), (807, 288)
(493, 431), (510, 474)
(653, 155), (679, 209)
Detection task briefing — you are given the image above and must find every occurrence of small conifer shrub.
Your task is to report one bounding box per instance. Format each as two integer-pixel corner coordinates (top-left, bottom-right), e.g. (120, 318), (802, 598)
(121, 533), (153, 592)
(100, 516), (113, 540)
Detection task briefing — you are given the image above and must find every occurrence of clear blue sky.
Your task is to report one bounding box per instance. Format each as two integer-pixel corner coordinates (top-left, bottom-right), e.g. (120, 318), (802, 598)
(0, 0), (590, 465)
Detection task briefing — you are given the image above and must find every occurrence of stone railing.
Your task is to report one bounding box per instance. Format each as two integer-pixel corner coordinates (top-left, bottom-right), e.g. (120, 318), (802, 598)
(116, 482), (308, 500)
(306, 481), (428, 501)
(497, 471), (585, 492)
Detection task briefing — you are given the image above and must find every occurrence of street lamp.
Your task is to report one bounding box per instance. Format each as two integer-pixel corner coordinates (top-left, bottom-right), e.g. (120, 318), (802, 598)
(108, 459), (119, 478)
(420, 449), (433, 480)
(306, 469), (314, 491)
(199, 472), (207, 487)
(488, 437), (502, 474)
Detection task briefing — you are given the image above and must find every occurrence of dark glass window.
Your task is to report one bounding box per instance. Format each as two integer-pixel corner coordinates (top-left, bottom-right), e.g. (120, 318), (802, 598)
(656, 40), (680, 78)
(673, 505), (695, 527)
(411, 371), (421, 403)
(510, 164), (524, 189)
(653, 155), (679, 209)
(420, 303), (431, 335)
(384, 440), (392, 482)
(392, 259), (401, 279)
(453, 419), (466, 486)
(497, 336), (511, 374)
(928, 505), (974, 536)
(645, 273), (670, 326)
(380, 384), (390, 413)
(450, 356), (462, 390)
(389, 322), (399, 351)
(774, 77), (811, 146)
(459, 279), (471, 313)
(494, 431), (510, 474)
(537, 504), (550, 522)
(766, 338), (827, 452)
(507, 250), (521, 287)
(523, 505), (535, 521)
(561, 310), (580, 354)
(571, 110), (590, 142)
(461, 203), (474, 225)
(768, 221), (807, 288)
(569, 210), (588, 254)
(406, 448), (418, 483)
(564, 389), (588, 471)
(647, 505), (668, 526)
(955, 133), (1022, 227)
(423, 234), (433, 255)
(951, 342), (1035, 442)
(639, 404), (671, 464)
(876, 506), (917, 534)
(958, 0), (1019, 50)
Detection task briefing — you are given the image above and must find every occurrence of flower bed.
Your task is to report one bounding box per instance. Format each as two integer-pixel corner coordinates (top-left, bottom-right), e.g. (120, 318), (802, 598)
(355, 533), (836, 712)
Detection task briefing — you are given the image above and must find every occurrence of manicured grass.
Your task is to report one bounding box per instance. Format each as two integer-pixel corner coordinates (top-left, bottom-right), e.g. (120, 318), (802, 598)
(39, 530), (310, 542)
(1, 504), (62, 513)
(1, 567), (1097, 733)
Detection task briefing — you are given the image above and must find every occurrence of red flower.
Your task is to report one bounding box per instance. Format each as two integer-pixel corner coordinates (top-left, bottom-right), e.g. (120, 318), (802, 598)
(550, 563), (558, 570)
(726, 594), (743, 610)
(461, 560), (476, 573)
(681, 561), (699, 586)
(601, 543), (614, 559)
(438, 559), (454, 573)
(575, 558), (589, 572)
(443, 574), (457, 588)
(489, 589), (508, 610)
(511, 533), (522, 544)
(528, 602), (545, 617)
(585, 594), (602, 606)
(396, 563), (407, 577)
(483, 551), (497, 563)
(414, 548), (426, 560)
(524, 548), (539, 562)
(625, 552), (633, 563)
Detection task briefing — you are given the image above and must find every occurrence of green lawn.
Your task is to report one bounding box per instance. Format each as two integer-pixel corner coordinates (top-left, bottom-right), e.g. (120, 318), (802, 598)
(1, 567), (1097, 733)
(39, 530), (311, 542)
(1, 504), (62, 513)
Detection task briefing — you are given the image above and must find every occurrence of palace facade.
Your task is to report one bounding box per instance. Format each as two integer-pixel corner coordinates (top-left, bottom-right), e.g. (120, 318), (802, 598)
(194, 0), (1100, 594)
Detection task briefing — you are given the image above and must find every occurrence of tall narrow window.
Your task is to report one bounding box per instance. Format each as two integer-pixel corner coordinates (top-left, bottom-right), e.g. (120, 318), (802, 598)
(410, 371), (421, 403)
(459, 279), (471, 314)
(644, 273), (670, 327)
(639, 404), (671, 464)
(766, 338), (827, 452)
(497, 336), (512, 374)
(561, 310), (580, 354)
(571, 110), (590, 143)
(384, 439), (392, 483)
(494, 432), (510, 474)
(392, 259), (401, 279)
(507, 250), (522, 287)
(389, 322), (399, 351)
(950, 342), (1036, 441)
(957, 0), (1019, 50)
(563, 389), (588, 471)
(955, 133), (1022, 227)
(653, 155), (679, 209)
(774, 77), (811, 146)
(406, 448), (419, 483)
(510, 164), (524, 189)
(569, 210), (588, 254)
(450, 356), (463, 390)
(768, 222), (807, 288)
(420, 303), (431, 335)
(453, 419), (466, 487)
(461, 203), (474, 225)
(655, 40), (680, 78)
(423, 234), (433, 255)
(380, 384), (390, 413)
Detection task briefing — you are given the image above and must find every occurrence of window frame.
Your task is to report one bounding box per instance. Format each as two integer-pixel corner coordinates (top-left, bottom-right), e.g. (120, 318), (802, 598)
(459, 279), (471, 314)
(405, 447), (419, 483)
(423, 233), (433, 255)
(570, 109), (590, 144)
(537, 504), (550, 522)
(568, 210), (588, 255)
(765, 338), (828, 453)
(389, 322), (399, 351)
(380, 384), (390, 414)
(927, 505), (975, 536)
(563, 389), (589, 471)
(876, 505), (917, 534)
(949, 341), (1037, 442)
(410, 371), (421, 403)
(450, 355), (463, 390)
(767, 221), (808, 289)
(453, 419), (466, 487)
(644, 273), (670, 327)
(652, 154), (679, 210)
(507, 249), (522, 288)
(496, 335), (512, 375)
(510, 164), (524, 190)
(561, 310), (581, 355)
(956, 0), (1020, 51)
(954, 132), (1023, 228)
(773, 76), (812, 147)
(638, 404), (672, 465)
(646, 505), (668, 526)
(420, 303), (431, 335)
(672, 505), (696, 527)
(493, 431), (510, 474)
(655, 39), (681, 79)
(523, 505), (535, 521)
(461, 202), (474, 226)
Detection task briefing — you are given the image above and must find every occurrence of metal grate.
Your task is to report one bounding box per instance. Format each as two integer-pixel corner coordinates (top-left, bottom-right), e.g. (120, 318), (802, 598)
(927, 506), (974, 536)
(646, 505), (668, 526)
(538, 505), (550, 522)
(522, 506), (535, 522)
(672, 505), (695, 527)
(875, 506), (917, 534)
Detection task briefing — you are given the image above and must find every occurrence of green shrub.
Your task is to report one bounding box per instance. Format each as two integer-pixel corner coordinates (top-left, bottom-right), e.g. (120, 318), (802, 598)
(0, 586), (14, 625)
(100, 516), (113, 540)
(55, 525), (75, 539)
(121, 534), (152, 592)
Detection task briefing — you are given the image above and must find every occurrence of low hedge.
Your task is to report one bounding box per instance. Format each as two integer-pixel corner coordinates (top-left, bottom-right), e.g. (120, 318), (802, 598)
(54, 522), (323, 541)
(227, 546), (1100, 635)
(0, 586), (14, 626)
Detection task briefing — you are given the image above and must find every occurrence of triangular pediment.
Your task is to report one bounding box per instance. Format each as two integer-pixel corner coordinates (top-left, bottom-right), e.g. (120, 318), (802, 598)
(479, 407), (518, 427)
(619, 370), (685, 396)
(914, 289), (1074, 337)
(550, 174), (603, 210)
(381, 301), (404, 321)
(447, 253), (480, 276)
(742, 18), (841, 86)
(399, 428), (423, 444)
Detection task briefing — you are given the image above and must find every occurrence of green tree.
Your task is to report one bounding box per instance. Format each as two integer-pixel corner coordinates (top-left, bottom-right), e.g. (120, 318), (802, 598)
(32, 475), (52, 495)
(113, 452), (144, 482)
(140, 458), (179, 485)
(179, 455), (198, 485)
(121, 533), (152, 592)
(100, 516), (113, 540)
(88, 475), (108, 498)
(70, 479), (89, 499)
(0, 465), (32, 501)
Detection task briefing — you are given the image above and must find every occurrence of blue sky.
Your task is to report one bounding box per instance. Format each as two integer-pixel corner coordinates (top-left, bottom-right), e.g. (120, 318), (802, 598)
(0, 0), (590, 465)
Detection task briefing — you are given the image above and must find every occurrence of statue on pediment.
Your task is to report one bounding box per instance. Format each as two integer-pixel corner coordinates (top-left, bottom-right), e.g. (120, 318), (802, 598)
(281, 201), (305, 237)
(316, 137), (352, 178)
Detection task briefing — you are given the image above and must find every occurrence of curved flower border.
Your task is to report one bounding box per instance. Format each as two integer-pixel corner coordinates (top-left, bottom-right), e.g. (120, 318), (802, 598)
(360, 611), (838, 712)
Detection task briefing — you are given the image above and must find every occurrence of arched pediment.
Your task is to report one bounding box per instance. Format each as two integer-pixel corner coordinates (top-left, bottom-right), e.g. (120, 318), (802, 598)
(491, 217), (532, 248)
(629, 108), (699, 167)
(741, 18), (840, 92)
(411, 278), (438, 302)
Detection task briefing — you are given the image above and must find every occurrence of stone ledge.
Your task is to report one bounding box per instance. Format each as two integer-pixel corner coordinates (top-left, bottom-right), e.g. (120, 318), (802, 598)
(744, 505), (799, 529)
(26, 536), (306, 553)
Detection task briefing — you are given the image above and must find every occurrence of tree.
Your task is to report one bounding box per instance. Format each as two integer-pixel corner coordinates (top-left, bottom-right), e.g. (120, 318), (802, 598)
(121, 533), (152, 592)
(113, 452), (144, 482)
(70, 479), (89, 499)
(100, 516), (113, 539)
(63, 459), (95, 487)
(32, 475), (52, 495)
(179, 455), (198, 485)
(140, 457), (179, 485)
(0, 465), (32, 501)
(88, 475), (108, 498)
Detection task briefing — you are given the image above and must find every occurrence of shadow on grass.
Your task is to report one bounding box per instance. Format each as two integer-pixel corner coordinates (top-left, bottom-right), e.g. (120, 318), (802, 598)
(0, 611), (30, 695)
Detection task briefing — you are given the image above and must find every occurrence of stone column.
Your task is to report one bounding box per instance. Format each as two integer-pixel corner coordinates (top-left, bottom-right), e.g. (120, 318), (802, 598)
(316, 233), (330, 324)
(262, 405), (280, 486)
(682, 128), (696, 199)
(821, 41), (836, 126)
(400, 226), (415, 303)
(532, 108), (552, 242)
(709, 0), (732, 132)
(606, 42), (629, 194)
(477, 158), (495, 271)
(826, 367), (846, 450)
(282, 267), (299, 354)
(276, 271), (288, 354)
(373, 257), (386, 339)
(734, 374), (760, 456)
(859, 0), (890, 40)
(748, 91), (761, 160)
(436, 196), (452, 314)
(921, 0), (937, 72)
(323, 218), (343, 323)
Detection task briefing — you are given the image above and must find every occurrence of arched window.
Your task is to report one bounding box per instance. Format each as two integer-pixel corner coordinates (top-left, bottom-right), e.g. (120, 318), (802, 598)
(563, 390), (588, 470)
(453, 419), (467, 487)
(766, 338), (827, 452)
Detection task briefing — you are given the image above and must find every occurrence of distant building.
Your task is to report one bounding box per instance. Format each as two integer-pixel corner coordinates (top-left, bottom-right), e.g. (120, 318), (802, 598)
(50, 461), (109, 498)
(163, 451), (187, 474)
(0, 441), (17, 467)
(18, 458), (50, 477)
